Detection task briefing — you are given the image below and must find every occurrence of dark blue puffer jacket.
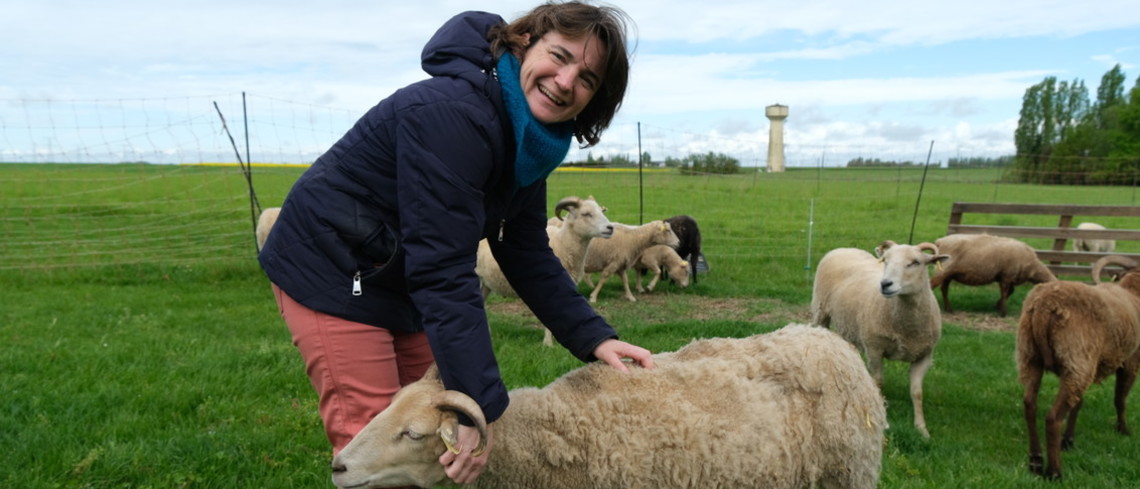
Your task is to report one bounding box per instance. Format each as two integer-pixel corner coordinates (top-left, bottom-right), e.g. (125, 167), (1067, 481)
(258, 11), (618, 423)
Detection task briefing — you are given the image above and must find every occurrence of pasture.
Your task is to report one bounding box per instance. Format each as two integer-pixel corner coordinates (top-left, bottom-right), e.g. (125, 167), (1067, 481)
(3, 162), (1140, 488)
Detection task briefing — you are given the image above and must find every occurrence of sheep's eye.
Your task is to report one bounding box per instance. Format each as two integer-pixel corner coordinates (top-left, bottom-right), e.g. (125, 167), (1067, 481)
(910, 260), (921, 267)
(402, 430), (425, 441)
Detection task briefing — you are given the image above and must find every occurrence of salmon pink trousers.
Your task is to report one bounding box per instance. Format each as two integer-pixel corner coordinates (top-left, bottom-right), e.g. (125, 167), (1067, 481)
(272, 284), (435, 454)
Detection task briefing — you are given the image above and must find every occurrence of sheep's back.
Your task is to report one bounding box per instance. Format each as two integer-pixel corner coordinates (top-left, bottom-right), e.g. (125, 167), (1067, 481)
(935, 234), (1048, 284)
(475, 239), (519, 297)
(494, 325), (886, 489)
(811, 248), (883, 335)
(1018, 281), (1140, 383)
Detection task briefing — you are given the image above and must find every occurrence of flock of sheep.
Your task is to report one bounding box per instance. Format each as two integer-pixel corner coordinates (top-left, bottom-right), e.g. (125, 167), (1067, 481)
(810, 226), (1139, 482)
(257, 202), (1138, 486)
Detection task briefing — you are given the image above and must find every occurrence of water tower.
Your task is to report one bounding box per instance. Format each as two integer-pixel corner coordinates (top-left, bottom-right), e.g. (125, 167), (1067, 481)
(765, 104), (788, 172)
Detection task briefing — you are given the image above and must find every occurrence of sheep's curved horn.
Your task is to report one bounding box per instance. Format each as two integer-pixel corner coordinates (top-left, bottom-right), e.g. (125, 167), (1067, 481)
(553, 196), (582, 221)
(431, 390), (488, 456)
(1091, 255), (1139, 284)
(915, 242), (940, 255)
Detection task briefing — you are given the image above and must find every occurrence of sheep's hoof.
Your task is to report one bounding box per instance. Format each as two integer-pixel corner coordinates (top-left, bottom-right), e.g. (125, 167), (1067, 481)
(1061, 437), (1074, 451)
(1028, 455), (1044, 475)
(1117, 423), (1131, 436)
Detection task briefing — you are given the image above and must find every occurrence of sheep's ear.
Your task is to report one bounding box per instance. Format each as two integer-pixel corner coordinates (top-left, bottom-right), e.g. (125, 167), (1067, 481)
(874, 240), (896, 258)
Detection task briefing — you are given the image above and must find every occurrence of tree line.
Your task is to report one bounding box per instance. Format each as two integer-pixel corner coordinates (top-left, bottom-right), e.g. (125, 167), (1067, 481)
(1013, 64), (1140, 185)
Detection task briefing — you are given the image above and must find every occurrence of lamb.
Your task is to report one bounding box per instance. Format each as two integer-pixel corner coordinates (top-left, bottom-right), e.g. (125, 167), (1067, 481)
(929, 233), (1056, 316)
(664, 214), (702, 284)
(632, 244), (690, 293)
(476, 196), (613, 299)
(811, 240), (949, 438)
(1016, 255), (1140, 480)
(582, 220), (679, 303)
(330, 323), (888, 489)
(255, 206), (281, 251)
(1072, 221), (1116, 253)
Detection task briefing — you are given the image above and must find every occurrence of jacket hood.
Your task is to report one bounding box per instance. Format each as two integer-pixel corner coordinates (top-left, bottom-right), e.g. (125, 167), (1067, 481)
(421, 11), (505, 80)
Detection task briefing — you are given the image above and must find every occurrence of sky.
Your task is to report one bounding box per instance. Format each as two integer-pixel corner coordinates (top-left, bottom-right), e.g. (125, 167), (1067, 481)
(3, 0), (1140, 167)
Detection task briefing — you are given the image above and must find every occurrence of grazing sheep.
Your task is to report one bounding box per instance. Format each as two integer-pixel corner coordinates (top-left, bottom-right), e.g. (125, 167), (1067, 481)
(330, 323), (888, 489)
(664, 214), (702, 284)
(476, 196), (613, 298)
(811, 240), (949, 438)
(255, 207), (281, 251)
(583, 220), (679, 303)
(929, 233), (1056, 316)
(1072, 222), (1116, 253)
(1017, 255), (1140, 480)
(632, 244), (690, 293)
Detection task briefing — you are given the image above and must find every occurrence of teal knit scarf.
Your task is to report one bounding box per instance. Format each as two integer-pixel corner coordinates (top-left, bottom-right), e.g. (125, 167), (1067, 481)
(497, 53), (574, 189)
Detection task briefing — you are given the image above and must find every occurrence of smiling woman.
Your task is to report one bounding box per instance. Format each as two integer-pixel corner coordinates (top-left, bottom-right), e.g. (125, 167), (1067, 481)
(253, 2), (649, 487)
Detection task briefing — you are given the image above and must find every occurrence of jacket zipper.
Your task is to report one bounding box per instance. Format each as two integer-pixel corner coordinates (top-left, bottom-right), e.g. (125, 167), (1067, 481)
(497, 219), (505, 242)
(352, 271), (362, 296)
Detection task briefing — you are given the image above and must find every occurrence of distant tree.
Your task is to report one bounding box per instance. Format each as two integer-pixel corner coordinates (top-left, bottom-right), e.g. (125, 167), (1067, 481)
(1094, 64), (1127, 129)
(947, 156), (1013, 168)
(1013, 64), (1140, 185)
(609, 154), (635, 167)
(679, 152), (740, 174)
(845, 157), (918, 168)
(640, 151), (652, 165)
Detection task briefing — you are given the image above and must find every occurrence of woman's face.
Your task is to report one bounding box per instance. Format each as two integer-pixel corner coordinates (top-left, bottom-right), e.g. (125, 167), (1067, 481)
(517, 31), (606, 124)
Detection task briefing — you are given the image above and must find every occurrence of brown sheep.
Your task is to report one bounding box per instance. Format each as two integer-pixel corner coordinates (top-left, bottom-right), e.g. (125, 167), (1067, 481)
(929, 233), (1056, 316)
(1017, 255), (1140, 480)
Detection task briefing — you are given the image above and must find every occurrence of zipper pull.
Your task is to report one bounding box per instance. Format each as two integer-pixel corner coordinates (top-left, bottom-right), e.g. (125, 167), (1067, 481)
(352, 271), (362, 296)
(497, 219), (506, 242)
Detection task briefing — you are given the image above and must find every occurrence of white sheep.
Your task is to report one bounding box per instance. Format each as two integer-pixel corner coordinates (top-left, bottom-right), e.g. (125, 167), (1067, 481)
(1016, 255), (1140, 480)
(330, 323), (888, 489)
(929, 233), (1056, 316)
(476, 196), (613, 298)
(255, 207), (281, 251)
(582, 220), (679, 303)
(632, 244), (690, 293)
(811, 240), (949, 438)
(1072, 221), (1116, 253)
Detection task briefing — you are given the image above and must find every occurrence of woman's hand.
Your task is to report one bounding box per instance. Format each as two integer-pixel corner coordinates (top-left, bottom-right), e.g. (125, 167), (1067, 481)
(439, 423), (494, 484)
(593, 338), (655, 372)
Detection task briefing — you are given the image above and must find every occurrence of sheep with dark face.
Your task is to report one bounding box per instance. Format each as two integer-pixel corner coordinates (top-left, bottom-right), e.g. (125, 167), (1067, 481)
(330, 324), (888, 489)
(929, 233), (1056, 316)
(1017, 255), (1140, 481)
(811, 240), (949, 438)
(664, 214), (702, 284)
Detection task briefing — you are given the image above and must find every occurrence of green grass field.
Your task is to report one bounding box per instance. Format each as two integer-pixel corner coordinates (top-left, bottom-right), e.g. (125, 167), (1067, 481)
(3, 163), (1140, 488)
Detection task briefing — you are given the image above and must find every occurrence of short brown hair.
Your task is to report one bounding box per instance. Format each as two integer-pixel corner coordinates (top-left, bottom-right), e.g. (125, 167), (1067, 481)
(489, 1), (633, 147)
